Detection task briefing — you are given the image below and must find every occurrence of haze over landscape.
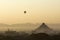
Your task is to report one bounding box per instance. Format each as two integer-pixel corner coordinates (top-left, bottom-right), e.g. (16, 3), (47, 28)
(0, 0), (60, 31)
(0, 0), (60, 40)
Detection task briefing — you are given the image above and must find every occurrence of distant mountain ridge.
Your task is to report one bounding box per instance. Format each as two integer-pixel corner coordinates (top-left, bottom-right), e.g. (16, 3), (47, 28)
(0, 23), (37, 27)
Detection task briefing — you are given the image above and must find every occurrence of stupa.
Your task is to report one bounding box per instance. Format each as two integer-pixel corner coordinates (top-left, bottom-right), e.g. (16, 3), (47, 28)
(33, 23), (56, 35)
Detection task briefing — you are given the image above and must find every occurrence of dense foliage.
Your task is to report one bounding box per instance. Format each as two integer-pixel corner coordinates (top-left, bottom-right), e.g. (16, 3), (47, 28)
(0, 31), (60, 40)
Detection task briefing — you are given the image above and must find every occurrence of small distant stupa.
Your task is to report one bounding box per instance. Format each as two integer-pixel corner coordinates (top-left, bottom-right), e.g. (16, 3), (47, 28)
(33, 23), (56, 35)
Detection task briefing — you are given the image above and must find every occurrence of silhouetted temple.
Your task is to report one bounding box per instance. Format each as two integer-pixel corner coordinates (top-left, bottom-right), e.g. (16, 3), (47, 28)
(33, 23), (56, 35)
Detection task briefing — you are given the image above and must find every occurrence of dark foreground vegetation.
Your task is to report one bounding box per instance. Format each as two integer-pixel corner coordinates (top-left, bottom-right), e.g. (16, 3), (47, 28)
(0, 31), (60, 40)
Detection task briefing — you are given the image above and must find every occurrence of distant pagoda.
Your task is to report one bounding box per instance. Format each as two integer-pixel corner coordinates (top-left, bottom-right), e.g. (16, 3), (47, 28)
(33, 23), (56, 35)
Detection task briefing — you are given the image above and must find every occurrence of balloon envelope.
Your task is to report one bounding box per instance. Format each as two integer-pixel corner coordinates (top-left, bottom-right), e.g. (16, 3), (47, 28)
(24, 11), (26, 14)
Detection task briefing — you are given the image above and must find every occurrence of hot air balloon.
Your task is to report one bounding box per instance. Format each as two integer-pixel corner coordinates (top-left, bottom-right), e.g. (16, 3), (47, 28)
(24, 11), (27, 14)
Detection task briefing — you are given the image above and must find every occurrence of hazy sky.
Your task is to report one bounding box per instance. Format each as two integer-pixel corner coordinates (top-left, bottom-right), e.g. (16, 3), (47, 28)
(0, 0), (60, 24)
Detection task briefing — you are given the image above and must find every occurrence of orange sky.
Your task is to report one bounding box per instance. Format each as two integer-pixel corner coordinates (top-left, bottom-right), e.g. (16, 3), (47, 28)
(0, 0), (60, 24)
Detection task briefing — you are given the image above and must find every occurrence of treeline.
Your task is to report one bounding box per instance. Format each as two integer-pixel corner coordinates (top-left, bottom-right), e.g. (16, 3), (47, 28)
(0, 31), (60, 40)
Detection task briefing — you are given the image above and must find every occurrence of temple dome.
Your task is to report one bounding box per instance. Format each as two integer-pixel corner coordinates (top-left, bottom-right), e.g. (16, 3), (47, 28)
(33, 23), (56, 35)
